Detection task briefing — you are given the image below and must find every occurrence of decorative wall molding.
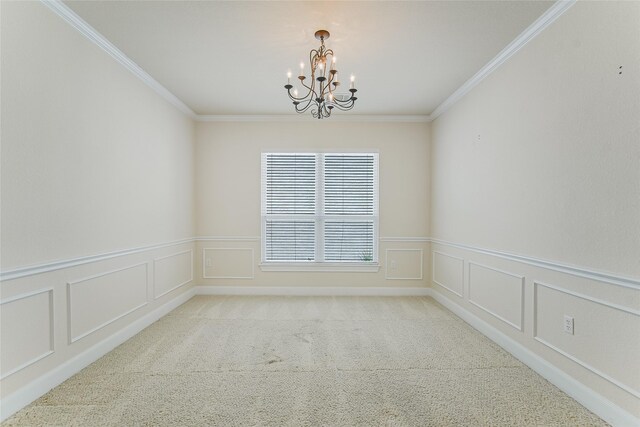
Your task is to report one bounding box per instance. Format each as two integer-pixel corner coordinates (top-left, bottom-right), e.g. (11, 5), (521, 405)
(1, 238), (194, 282)
(430, 291), (639, 427)
(196, 115), (431, 123)
(39, 0), (197, 119)
(0, 288), (55, 380)
(67, 263), (149, 343)
(258, 263), (380, 273)
(385, 249), (424, 280)
(533, 281), (640, 399)
(379, 237), (430, 242)
(0, 287), (196, 423)
(428, 0), (576, 121)
(153, 250), (194, 299)
(202, 248), (255, 279)
(432, 251), (464, 297)
(3, 236), (636, 289)
(430, 238), (639, 290)
(467, 262), (525, 332)
(195, 236), (260, 242)
(195, 285), (431, 297)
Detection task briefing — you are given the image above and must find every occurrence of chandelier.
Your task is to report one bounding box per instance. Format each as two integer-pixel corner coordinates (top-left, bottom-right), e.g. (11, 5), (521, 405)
(284, 30), (358, 119)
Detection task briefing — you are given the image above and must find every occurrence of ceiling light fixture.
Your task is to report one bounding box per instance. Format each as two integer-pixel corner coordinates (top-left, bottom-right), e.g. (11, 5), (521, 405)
(284, 30), (358, 119)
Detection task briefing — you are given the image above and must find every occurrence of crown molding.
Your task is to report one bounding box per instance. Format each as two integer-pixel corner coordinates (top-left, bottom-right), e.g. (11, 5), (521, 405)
(41, 0), (574, 123)
(39, 0), (197, 119)
(428, 0), (576, 121)
(195, 114), (431, 123)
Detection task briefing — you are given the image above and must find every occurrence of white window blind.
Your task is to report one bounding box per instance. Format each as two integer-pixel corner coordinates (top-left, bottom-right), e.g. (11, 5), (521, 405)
(262, 152), (378, 264)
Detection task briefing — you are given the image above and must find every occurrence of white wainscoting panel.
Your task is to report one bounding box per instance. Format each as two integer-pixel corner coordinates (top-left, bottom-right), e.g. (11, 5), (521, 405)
(67, 263), (149, 343)
(202, 248), (254, 279)
(534, 281), (640, 399)
(432, 251), (464, 297)
(385, 249), (423, 280)
(153, 250), (193, 299)
(0, 289), (54, 379)
(468, 262), (525, 331)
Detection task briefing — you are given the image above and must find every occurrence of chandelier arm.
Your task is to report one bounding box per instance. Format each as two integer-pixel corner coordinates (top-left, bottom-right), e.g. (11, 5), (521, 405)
(330, 99), (356, 111)
(323, 103), (332, 117)
(332, 98), (355, 105)
(334, 104), (355, 111)
(330, 105), (354, 112)
(324, 71), (337, 98)
(297, 69), (317, 97)
(294, 97), (315, 114)
(286, 86), (314, 102)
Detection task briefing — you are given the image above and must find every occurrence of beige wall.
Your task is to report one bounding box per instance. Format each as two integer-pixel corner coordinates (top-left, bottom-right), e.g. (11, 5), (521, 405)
(195, 121), (431, 287)
(1, 1), (195, 269)
(431, 1), (640, 278)
(430, 1), (640, 419)
(0, 1), (195, 407)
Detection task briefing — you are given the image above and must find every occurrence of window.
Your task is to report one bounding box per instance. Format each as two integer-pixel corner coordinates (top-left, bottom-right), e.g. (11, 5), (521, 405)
(261, 152), (379, 270)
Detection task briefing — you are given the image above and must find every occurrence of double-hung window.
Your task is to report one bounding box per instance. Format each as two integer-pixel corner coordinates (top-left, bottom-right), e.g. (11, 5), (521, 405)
(261, 152), (379, 270)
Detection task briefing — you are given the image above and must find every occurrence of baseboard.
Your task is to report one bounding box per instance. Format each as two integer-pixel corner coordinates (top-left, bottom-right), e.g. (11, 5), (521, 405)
(430, 291), (639, 427)
(0, 286), (196, 422)
(195, 285), (432, 297)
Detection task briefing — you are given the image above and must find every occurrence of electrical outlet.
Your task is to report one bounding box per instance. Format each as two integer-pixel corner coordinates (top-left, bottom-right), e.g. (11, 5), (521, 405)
(563, 315), (574, 335)
(205, 258), (213, 267)
(390, 260), (397, 271)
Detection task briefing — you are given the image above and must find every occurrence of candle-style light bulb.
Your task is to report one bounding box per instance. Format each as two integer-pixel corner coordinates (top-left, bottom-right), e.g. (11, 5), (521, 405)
(350, 74), (355, 89)
(287, 70), (291, 85)
(332, 57), (337, 69)
(299, 62), (304, 76)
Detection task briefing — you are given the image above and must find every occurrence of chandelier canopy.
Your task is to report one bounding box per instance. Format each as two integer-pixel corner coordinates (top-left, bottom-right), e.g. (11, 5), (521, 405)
(284, 30), (358, 119)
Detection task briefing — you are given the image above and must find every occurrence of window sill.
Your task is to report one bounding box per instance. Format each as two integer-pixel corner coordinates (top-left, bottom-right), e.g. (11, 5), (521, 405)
(259, 262), (380, 273)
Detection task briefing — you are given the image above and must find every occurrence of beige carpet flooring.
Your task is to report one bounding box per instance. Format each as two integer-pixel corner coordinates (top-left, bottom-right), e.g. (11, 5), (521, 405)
(5, 295), (606, 426)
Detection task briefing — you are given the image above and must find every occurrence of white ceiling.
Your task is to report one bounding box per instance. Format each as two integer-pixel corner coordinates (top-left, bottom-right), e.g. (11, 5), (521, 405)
(64, 0), (553, 117)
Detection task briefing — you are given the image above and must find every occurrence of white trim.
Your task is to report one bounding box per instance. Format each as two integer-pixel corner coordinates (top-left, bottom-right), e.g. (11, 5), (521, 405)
(194, 285), (430, 296)
(428, 0), (576, 121)
(0, 289), (55, 380)
(429, 238), (639, 290)
(385, 249), (424, 280)
(39, 0), (196, 119)
(3, 236), (635, 289)
(0, 287), (196, 423)
(196, 114), (430, 123)
(203, 248), (255, 279)
(153, 250), (194, 299)
(430, 291), (640, 427)
(431, 251), (465, 298)
(259, 262), (379, 273)
(467, 262), (525, 332)
(379, 237), (430, 242)
(1, 238), (194, 281)
(533, 281), (640, 399)
(195, 236), (260, 242)
(67, 263), (149, 343)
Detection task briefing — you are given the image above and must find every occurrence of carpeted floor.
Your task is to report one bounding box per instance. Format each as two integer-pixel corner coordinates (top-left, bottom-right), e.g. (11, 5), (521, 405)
(5, 295), (606, 426)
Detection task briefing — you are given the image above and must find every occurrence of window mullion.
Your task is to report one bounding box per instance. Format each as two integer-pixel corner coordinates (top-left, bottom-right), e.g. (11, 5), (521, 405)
(316, 153), (325, 262)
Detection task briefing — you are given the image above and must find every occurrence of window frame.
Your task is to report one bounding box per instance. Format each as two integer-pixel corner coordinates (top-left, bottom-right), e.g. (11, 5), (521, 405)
(260, 151), (379, 272)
